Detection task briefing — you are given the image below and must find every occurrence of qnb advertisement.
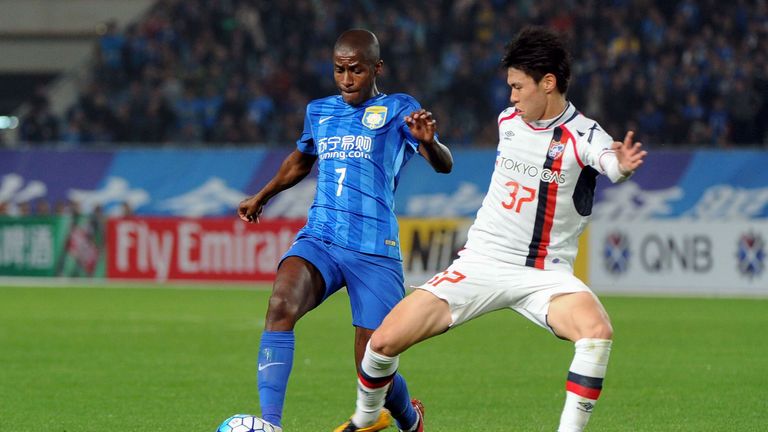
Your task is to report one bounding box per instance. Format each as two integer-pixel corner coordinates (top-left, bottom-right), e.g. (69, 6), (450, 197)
(584, 151), (768, 295)
(589, 221), (767, 294)
(107, 218), (305, 282)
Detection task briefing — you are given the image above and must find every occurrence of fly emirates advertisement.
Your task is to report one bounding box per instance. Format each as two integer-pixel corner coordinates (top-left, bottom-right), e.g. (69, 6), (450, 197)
(107, 218), (304, 282)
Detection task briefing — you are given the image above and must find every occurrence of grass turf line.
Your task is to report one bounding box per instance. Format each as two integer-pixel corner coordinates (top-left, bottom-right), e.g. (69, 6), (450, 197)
(0, 286), (765, 431)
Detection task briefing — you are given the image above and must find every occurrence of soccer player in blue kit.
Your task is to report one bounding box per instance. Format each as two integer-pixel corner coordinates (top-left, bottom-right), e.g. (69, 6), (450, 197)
(238, 29), (453, 432)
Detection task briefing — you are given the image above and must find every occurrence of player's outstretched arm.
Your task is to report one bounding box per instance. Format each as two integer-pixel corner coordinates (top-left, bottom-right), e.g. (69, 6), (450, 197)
(238, 149), (317, 223)
(406, 109), (453, 173)
(612, 131), (647, 176)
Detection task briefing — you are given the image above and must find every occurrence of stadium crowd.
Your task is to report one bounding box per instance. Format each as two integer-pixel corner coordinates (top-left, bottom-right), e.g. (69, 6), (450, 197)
(18, 0), (768, 148)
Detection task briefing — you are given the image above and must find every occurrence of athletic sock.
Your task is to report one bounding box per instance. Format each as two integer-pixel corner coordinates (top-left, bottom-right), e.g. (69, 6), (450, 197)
(351, 342), (399, 427)
(558, 338), (612, 432)
(385, 373), (418, 430)
(257, 330), (295, 427)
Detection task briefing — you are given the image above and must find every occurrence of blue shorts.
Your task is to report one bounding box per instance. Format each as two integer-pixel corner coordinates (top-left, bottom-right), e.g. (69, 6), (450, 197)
(280, 234), (405, 330)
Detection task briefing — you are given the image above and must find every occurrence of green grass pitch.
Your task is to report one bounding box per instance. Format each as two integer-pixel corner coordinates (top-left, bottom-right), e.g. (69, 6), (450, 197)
(1, 285), (766, 431)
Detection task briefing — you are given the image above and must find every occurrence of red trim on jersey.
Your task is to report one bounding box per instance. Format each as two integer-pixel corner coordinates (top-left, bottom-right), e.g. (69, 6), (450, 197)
(523, 121), (553, 131)
(528, 127), (572, 268)
(560, 126), (575, 156)
(566, 380), (603, 400)
(532, 157), (562, 268)
(498, 111), (517, 126)
(562, 124), (585, 168)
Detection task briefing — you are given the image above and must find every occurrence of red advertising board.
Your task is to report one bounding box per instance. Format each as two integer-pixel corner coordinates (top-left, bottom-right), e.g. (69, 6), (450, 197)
(107, 217), (305, 281)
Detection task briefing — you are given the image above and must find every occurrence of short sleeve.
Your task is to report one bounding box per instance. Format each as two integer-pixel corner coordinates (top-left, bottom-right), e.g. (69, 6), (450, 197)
(296, 107), (315, 155)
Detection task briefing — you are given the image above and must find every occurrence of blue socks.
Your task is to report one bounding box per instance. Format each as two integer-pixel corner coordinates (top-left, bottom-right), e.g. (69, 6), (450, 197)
(257, 331), (295, 427)
(257, 332), (417, 430)
(385, 373), (418, 430)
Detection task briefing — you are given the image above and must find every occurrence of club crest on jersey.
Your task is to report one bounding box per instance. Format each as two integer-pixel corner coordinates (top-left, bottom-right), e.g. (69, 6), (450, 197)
(362, 106), (388, 129)
(548, 139), (565, 160)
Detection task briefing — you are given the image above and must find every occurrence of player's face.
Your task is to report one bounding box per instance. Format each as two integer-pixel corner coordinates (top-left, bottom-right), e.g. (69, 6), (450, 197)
(334, 49), (382, 106)
(507, 67), (548, 122)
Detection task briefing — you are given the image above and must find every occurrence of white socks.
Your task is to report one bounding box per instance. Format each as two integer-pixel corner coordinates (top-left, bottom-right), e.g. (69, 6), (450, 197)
(351, 342), (399, 427)
(353, 338), (611, 431)
(558, 338), (612, 432)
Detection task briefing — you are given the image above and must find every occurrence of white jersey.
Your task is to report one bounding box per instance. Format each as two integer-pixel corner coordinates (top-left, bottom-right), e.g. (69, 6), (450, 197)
(464, 103), (617, 272)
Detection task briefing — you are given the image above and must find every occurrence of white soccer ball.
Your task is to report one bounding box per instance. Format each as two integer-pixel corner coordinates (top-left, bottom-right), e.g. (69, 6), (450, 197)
(216, 414), (277, 432)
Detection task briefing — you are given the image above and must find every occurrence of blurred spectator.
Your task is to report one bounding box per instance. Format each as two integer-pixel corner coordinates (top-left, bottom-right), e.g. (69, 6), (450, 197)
(728, 79), (763, 146)
(34, 199), (52, 215)
(140, 91), (177, 142)
(217, 86), (247, 132)
(21, 0), (768, 148)
(118, 201), (133, 218)
(199, 84), (223, 140)
(97, 20), (127, 89)
(19, 92), (60, 143)
(90, 204), (106, 234)
(246, 80), (274, 131)
(61, 109), (89, 145)
(17, 201), (31, 216)
(708, 97), (729, 146)
(636, 101), (664, 145)
(54, 200), (71, 215)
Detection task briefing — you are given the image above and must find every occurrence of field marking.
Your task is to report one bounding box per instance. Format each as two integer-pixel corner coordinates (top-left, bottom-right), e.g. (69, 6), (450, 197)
(1, 277), (766, 298)
(0, 276), (272, 291)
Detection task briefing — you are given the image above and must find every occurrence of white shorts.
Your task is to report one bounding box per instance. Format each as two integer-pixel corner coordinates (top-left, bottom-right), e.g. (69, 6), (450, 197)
(415, 248), (593, 335)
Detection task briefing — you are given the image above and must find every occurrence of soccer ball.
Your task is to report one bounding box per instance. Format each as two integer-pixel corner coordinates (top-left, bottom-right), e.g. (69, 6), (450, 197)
(216, 414), (278, 432)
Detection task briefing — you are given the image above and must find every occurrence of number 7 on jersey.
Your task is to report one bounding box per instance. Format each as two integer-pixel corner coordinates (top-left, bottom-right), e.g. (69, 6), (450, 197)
(335, 167), (347, 196)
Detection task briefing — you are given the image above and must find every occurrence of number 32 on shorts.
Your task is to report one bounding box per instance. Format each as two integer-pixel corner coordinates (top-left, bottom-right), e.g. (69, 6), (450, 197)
(427, 270), (466, 287)
(501, 180), (536, 213)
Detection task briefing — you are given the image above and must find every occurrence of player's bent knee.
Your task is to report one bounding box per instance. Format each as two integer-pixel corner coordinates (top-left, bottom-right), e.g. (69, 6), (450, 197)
(368, 328), (405, 358)
(585, 320), (613, 340)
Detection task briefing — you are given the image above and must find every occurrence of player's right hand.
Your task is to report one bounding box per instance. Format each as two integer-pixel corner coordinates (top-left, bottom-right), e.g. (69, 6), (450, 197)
(613, 131), (647, 175)
(238, 195), (264, 223)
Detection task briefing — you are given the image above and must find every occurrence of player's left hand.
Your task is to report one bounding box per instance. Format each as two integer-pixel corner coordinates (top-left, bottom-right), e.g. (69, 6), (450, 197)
(612, 131), (647, 175)
(405, 109), (437, 144)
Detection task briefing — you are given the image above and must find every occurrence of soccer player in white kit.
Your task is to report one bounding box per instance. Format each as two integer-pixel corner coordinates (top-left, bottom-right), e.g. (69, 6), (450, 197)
(338, 26), (647, 432)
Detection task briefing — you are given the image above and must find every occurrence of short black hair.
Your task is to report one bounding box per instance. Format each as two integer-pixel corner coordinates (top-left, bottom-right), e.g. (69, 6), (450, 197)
(334, 29), (381, 65)
(501, 26), (571, 94)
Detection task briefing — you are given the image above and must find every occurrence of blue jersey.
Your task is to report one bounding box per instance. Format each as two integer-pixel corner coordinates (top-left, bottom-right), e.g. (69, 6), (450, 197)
(296, 93), (427, 259)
